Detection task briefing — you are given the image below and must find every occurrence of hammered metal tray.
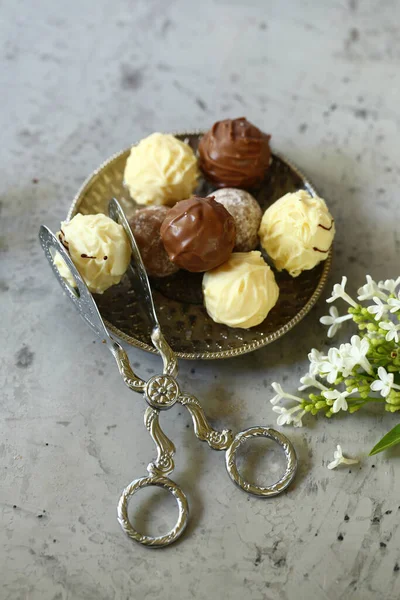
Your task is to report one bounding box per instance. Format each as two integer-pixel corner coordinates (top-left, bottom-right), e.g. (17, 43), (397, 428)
(67, 131), (331, 360)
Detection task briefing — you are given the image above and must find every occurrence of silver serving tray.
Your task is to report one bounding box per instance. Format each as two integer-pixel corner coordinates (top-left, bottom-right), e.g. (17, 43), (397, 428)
(67, 131), (331, 360)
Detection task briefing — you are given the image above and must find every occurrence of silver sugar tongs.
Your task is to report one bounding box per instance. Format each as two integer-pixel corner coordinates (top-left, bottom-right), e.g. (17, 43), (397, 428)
(39, 198), (297, 548)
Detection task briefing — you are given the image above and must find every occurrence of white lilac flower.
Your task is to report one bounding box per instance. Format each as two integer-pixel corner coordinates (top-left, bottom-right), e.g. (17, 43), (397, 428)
(270, 382), (303, 406)
(272, 405), (305, 427)
(326, 276), (358, 308)
(378, 277), (400, 295)
(327, 445), (359, 470)
(344, 335), (372, 375)
(370, 366), (400, 397)
(319, 348), (344, 384)
(337, 343), (354, 377)
(270, 382), (285, 405)
(367, 296), (390, 321)
(322, 388), (358, 413)
(292, 410), (306, 428)
(298, 374), (328, 391)
(319, 305), (353, 338)
(339, 336), (372, 377)
(379, 321), (400, 343)
(388, 295), (400, 313)
(357, 275), (386, 302)
(308, 348), (327, 376)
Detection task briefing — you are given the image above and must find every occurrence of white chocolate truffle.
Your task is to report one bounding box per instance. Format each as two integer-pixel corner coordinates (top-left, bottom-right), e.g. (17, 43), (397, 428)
(202, 251), (279, 329)
(258, 190), (335, 277)
(124, 133), (199, 206)
(54, 213), (131, 294)
(208, 188), (262, 252)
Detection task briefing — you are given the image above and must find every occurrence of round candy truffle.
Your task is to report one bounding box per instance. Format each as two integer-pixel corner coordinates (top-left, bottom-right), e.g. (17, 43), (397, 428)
(124, 133), (199, 206)
(258, 190), (335, 277)
(160, 196), (236, 272)
(54, 213), (131, 294)
(208, 188), (262, 252)
(198, 117), (271, 189)
(129, 207), (179, 278)
(202, 251), (279, 329)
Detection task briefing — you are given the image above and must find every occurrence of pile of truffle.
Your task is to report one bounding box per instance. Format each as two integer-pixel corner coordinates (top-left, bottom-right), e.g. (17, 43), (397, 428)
(55, 117), (335, 330)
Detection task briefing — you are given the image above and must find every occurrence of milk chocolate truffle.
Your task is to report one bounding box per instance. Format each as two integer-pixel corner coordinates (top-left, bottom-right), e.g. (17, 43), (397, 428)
(129, 207), (179, 278)
(198, 117), (271, 188)
(209, 188), (262, 252)
(160, 196), (236, 272)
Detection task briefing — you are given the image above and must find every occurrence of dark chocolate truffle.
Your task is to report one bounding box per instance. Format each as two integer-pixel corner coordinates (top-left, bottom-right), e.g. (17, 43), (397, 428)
(129, 207), (179, 278)
(198, 117), (271, 189)
(160, 196), (236, 272)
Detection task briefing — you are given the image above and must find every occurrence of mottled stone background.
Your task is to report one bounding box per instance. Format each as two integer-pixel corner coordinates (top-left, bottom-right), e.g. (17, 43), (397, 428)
(1, 0), (400, 598)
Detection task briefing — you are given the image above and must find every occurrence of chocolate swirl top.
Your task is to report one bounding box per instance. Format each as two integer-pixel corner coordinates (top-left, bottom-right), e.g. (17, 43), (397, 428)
(160, 196), (236, 272)
(198, 117), (271, 189)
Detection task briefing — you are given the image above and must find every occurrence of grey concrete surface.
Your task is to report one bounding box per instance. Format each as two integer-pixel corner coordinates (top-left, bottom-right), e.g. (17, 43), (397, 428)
(2, 0), (400, 598)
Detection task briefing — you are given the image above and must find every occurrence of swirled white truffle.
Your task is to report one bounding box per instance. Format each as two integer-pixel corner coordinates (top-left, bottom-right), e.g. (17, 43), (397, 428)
(208, 188), (262, 252)
(54, 213), (131, 294)
(258, 190), (335, 277)
(202, 251), (279, 329)
(124, 133), (199, 206)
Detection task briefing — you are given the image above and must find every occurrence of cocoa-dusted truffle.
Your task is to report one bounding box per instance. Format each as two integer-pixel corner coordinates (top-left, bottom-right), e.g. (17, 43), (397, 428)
(209, 188), (262, 252)
(160, 196), (236, 272)
(198, 117), (271, 189)
(129, 207), (179, 278)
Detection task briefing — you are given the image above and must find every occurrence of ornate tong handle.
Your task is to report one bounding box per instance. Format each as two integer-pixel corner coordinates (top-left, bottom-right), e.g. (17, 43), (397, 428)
(117, 373), (298, 548)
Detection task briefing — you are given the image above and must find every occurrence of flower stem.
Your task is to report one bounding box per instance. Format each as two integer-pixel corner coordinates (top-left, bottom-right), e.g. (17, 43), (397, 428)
(348, 396), (386, 403)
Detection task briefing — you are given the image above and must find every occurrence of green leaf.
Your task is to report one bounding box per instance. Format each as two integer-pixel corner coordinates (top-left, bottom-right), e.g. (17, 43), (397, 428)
(369, 424), (400, 456)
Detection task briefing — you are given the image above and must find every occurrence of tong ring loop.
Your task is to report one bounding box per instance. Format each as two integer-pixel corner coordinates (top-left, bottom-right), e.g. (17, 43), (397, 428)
(117, 475), (189, 548)
(225, 427), (297, 497)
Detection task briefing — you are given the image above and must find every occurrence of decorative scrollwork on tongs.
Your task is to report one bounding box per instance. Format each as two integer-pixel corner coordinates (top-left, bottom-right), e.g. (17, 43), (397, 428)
(178, 394), (233, 450)
(144, 407), (176, 477)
